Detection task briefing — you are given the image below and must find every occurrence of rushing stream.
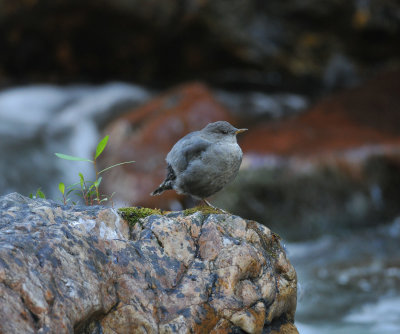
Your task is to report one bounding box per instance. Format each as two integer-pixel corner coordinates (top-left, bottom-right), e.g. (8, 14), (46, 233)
(1, 84), (399, 333)
(290, 217), (400, 333)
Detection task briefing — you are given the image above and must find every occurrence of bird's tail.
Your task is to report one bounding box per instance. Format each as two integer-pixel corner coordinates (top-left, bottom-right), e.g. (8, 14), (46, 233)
(151, 164), (176, 196)
(150, 181), (173, 196)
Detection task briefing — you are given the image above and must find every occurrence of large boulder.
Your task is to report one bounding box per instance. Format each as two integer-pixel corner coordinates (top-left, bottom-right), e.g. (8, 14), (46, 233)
(0, 193), (298, 333)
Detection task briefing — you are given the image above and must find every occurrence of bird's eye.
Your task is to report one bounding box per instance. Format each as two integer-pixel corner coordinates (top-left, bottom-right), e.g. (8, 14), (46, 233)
(220, 129), (228, 134)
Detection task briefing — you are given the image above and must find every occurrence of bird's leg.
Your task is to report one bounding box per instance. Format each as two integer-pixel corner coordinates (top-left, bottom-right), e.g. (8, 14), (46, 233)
(202, 199), (228, 214)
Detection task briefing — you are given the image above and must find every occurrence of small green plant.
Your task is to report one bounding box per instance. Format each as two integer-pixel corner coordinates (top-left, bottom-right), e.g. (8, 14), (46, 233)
(29, 188), (46, 199)
(55, 135), (134, 206)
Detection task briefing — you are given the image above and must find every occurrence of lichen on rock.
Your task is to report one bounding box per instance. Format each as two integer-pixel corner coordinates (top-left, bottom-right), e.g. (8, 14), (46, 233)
(119, 207), (163, 228)
(182, 205), (226, 216)
(0, 192), (298, 334)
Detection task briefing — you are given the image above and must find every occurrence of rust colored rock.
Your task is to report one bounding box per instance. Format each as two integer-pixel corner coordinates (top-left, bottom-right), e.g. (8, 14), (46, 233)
(241, 70), (400, 158)
(101, 82), (235, 209)
(0, 192), (298, 334)
(213, 70), (400, 240)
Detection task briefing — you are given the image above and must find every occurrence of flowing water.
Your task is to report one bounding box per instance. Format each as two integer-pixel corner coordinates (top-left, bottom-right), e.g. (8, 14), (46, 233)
(289, 218), (400, 333)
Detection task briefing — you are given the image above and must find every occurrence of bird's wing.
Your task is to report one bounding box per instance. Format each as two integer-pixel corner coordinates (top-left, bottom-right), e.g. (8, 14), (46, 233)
(167, 134), (211, 172)
(183, 138), (211, 165)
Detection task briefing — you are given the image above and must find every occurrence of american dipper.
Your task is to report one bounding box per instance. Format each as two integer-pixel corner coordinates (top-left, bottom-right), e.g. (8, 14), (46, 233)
(151, 121), (247, 207)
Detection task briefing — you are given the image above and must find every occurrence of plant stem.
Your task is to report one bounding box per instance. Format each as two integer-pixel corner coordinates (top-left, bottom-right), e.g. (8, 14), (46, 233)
(81, 182), (88, 206)
(93, 158), (100, 204)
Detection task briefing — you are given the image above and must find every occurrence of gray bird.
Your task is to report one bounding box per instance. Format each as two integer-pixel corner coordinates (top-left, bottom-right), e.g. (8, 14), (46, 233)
(151, 121), (247, 207)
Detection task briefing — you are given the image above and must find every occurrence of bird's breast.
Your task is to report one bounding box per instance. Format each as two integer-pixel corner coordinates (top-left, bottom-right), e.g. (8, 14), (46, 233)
(206, 142), (242, 171)
(175, 141), (243, 198)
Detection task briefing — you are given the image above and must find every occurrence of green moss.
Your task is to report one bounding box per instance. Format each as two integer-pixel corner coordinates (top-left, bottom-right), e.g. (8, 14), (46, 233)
(272, 231), (281, 240)
(118, 207), (162, 228)
(118, 205), (226, 229)
(183, 205), (226, 216)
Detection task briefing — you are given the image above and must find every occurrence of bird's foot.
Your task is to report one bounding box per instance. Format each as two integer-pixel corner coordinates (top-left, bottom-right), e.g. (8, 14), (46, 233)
(202, 199), (228, 214)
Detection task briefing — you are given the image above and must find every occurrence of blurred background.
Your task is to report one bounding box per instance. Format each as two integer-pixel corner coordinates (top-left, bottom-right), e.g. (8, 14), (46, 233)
(1, 0), (400, 332)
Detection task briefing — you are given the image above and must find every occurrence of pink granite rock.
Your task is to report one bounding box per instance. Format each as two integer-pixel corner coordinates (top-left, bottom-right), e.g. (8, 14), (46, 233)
(0, 193), (298, 333)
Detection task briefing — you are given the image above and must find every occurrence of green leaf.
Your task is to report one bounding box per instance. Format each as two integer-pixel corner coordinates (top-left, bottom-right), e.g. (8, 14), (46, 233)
(99, 161), (135, 174)
(36, 189), (45, 199)
(94, 177), (102, 188)
(29, 193), (33, 199)
(79, 173), (85, 189)
(75, 191), (84, 198)
(55, 153), (92, 163)
(58, 182), (65, 195)
(95, 135), (109, 160)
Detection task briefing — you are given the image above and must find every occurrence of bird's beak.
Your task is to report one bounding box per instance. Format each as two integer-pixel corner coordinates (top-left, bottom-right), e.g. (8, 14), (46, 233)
(235, 128), (248, 135)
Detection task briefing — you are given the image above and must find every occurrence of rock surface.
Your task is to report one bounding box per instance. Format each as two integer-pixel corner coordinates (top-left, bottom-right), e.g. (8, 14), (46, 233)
(0, 193), (297, 333)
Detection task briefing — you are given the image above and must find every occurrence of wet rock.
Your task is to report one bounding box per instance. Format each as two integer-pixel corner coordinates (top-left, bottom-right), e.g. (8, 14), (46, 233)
(101, 82), (235, 209)
(214, 70), (400, 240)
(240, 70), (400, 156)
(0, 192), (298, 333)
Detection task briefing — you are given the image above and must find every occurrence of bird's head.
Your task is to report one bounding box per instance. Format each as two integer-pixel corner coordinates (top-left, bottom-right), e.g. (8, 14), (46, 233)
(202, 121), (247, 140)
